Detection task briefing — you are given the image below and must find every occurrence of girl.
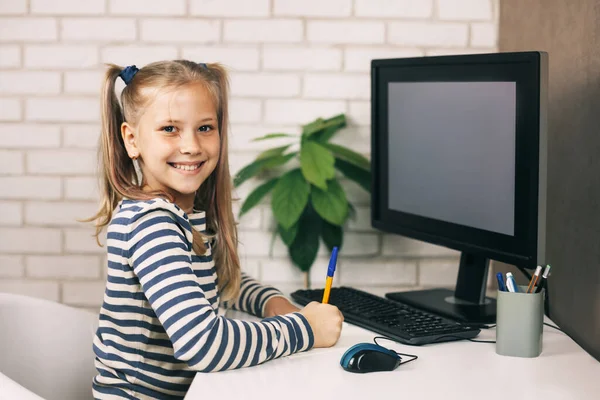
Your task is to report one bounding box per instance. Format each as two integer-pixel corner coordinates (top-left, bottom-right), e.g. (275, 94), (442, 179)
(88, 60), (343, 399)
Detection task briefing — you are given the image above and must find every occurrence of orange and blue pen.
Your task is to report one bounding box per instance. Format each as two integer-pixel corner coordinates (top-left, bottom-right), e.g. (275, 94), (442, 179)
(322, 246), (339, 304)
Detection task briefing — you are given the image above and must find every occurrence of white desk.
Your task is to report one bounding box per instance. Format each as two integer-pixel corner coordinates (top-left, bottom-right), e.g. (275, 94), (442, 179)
(186, 310), (600, 400)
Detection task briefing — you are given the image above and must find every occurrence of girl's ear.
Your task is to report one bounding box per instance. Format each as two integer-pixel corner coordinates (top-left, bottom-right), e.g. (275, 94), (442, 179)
(121, 122), (139, 159)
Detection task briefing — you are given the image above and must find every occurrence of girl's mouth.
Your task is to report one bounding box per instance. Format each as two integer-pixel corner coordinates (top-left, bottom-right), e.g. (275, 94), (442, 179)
(168, 162), (205, 172)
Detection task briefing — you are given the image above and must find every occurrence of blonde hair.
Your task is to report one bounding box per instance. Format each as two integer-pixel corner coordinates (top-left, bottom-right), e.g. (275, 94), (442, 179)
(87, 60), (240, 301)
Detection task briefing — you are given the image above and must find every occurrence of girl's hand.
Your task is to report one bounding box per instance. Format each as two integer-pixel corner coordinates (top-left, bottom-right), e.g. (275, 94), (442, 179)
(299, 301), (343, 348)
(264, 296), (301, 318)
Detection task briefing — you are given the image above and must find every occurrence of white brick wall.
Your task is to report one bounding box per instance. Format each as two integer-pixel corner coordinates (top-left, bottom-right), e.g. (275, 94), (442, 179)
(0, 0), (499, 307)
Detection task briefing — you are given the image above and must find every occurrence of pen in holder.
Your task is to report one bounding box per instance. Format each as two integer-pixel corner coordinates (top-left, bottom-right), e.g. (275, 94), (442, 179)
(496, 285), (544, 358)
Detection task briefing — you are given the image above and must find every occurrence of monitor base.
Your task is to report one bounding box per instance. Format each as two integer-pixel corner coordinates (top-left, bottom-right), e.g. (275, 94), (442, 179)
(385, 288), (496, 324)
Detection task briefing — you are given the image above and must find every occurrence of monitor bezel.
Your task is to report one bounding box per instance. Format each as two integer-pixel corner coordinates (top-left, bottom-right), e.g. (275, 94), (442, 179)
(371, 52), (546, 268)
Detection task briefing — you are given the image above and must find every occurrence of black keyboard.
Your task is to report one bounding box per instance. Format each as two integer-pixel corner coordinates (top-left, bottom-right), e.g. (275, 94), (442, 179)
(290, 286), (480, 346)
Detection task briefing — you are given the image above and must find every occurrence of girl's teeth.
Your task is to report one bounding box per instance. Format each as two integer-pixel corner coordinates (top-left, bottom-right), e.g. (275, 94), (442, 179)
(173, 163), (200, 171)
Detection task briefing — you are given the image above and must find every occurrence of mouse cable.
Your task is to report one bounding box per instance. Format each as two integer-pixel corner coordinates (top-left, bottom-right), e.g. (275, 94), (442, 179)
(373, 336), (419, 365)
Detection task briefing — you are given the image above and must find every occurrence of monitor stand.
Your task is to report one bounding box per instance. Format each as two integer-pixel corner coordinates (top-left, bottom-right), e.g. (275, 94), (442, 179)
(385, 252), (496, 324)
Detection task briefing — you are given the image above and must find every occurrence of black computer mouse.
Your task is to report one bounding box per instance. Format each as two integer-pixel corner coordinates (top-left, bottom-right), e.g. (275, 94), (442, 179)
(340, 343), (401, 373)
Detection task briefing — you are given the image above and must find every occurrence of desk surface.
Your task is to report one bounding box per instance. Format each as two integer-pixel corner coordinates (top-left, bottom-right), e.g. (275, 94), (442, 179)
(186, 310), (600, 400)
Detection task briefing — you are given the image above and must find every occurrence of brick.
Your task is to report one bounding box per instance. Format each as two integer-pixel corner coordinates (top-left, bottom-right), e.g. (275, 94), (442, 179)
(425, 48), (491, 56)
(30, 0), (105, 15)
(233, 202), (262, 230)
(25, 45), (98, 68)
(0, 124), (60, 148)
(260, 257), (305, 284)
(0, 0), (27, 13)
(0, 201), (22, 226)
(63, 124), (100, 148)
(25, 201), (98, 227)
(307, 21), (384, 44)
(229, 153), (260, 180)
(274, 0), (351, 17)
(26, 255), (101, 279)
(0, 72), (61, 95)
(182, 46), (260, 71)
(471, 22), (497, 47)
(109, 0), (185, 15)
(329, 126), (371, 153)
(0, 18), (57, 42)
(0, 227), (61, 253)
(0, 255), (24, 278)
(64, 228), (105, 253)
(344, 48), (423, 72)
(26, 98), (100, 122)
(388, 22), (469, 47)
(339, 233), (379, 256)
(239, 258), (260, 279)
(264, 99), (346, 124)
(0, 280), (59, 302)
(61, 18), (136, 41)
(382, 235), (459, 257)
(229, 124), (300, 151)
(438, 0), (493, 21)
(348, 101), (370, 126)
(230, 72), (300, 98)
(355, 0), (432, 18)
(263, 46), (342, 71)
(141, 19), (219, 43)
(0, 150), (24, 175)
(64, 71), (104, 94)
(229, 99), (262, 124)
(339, 179), (370, 206)
(419, 258), (462, 286)
(65, 177), (100, 200)
(62, 281), (105, 306)
(0, 99), (21, 121)
(27, 149), (96, 175)
(340, 259), (417, 285)
(0, 177), (61, 200)
(346, 206), (374, 232)
(190, 0), (269, 17)
(304, 73), (369, 100)
(0, 46), (21, 67)
(224, 20), (303, 43)
(237, 230), (272, 257)
(269, 235), (328, 258)
(101, 45), (178, 67)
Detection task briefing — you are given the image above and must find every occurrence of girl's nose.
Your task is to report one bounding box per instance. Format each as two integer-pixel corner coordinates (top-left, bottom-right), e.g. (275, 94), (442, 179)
(179, 130), (201, 155)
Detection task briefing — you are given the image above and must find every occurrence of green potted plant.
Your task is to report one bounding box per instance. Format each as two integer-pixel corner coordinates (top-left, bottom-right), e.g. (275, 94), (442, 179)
(234, 114), (371, 288)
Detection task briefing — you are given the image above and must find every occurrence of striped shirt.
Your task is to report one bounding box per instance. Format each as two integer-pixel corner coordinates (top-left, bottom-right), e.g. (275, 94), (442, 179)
(92, 198), (314, 399)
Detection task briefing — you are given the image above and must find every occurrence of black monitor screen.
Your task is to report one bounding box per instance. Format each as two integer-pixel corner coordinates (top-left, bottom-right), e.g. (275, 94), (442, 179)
(388, 81), (516, 236)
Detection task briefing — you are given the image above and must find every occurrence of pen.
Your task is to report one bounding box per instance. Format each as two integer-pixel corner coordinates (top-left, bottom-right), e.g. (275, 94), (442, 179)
(506, 272), (519, 293)
(322, 246), (339, 304)
(526, 265), (543, 293)
(496, 272), (507, 292)
(535, 265), (551, 293)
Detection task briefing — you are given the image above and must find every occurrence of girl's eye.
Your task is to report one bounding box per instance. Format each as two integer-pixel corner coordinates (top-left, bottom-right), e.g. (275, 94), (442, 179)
(162, 126), (176, 133)
(199, 125), (214, 133)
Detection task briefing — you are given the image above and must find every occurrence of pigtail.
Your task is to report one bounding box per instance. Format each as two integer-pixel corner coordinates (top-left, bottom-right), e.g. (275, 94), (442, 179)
(195, 63), (241, 302)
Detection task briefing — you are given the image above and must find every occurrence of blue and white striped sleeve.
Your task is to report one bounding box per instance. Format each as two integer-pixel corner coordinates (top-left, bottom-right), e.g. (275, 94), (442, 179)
(126, 202), (314, 372)
(227, 272), (289, 318)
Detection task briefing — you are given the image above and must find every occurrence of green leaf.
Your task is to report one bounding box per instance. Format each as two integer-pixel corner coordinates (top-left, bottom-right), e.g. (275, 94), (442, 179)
(271, 169), (310, 230)
(278, 223), (298, 246)
(239, 177), (279, 217)
(252, 133), (296, 141)
(322, 143), (370, 171)
(312, 126), (339, 143)
(302, 114), (346, 138)
(335, 158), (371, 192)
(300, 141), (335, 190)
(321, 221), (343, 251)
(311, 179), (348, 226)
(288, 208), (321, 272)
(233, 152), (296, 187)
(256, 145), (291, 160)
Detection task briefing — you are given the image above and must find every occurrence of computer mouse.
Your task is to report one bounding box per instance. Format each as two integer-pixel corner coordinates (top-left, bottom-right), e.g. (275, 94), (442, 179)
(340, 343), (401, 373)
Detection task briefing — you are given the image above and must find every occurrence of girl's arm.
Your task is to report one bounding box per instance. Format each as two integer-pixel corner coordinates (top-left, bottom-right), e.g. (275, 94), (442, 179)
(227, 272), (299, 318)
(126, 203), (314, 372)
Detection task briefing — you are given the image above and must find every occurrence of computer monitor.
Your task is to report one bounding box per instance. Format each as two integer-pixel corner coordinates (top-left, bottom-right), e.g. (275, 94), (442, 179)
(371, 51), (548, 324)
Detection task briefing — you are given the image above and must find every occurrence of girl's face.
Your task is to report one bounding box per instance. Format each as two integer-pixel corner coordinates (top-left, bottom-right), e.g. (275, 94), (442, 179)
(122, 83), (220, 210)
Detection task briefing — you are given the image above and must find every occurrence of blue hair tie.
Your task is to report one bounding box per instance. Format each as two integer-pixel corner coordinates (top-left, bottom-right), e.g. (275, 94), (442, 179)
(198, 63), (207, 69)
(119, 65), (139, 85)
